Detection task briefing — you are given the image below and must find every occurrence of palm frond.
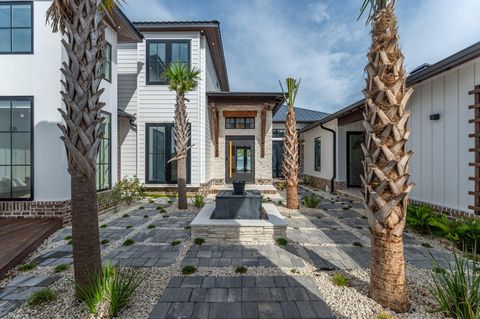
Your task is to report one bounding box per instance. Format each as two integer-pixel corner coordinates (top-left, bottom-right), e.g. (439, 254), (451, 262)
(358, 0), (396, 23)
(165, 63), (201, 94)
(279, 78), (301, 110)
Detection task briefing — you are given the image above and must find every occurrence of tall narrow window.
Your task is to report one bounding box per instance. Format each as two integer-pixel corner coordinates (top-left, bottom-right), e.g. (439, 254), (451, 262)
(314, 137), (321, 172)
(145, 123), (190, 184)
(146, 40), (190, 85)
(0, 2), (33, 54)
(96, 112), (111, 191)
(103, 42), (112, 82)
(0, 97), (33, 199)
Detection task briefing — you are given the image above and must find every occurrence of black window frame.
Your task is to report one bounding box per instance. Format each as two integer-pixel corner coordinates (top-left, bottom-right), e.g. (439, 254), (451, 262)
(314, 137), (321, 172)
(103, 42), (112, 83)
(225, 117), (255, 129)
(145, 39), (191, 85)
(272, 128), (285, 138)
(0, 1), (34, 55)
(96, 111), (112, 192)
(0, 96), (34, 201)
(145, 123), (191, 184)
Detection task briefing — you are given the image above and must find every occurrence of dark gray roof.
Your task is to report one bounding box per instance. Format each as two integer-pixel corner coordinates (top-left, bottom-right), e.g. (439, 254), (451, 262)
(133, 20), (220, 26)
(300, 41), (480, 133)
(273, 105), (329, 123)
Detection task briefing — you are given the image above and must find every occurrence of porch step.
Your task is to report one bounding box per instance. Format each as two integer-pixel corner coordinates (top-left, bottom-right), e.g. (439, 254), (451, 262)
(208, 184), (280, 197)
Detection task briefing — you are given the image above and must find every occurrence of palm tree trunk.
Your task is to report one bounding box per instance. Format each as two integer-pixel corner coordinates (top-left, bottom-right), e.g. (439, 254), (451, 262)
(283, 109), (299, 209)
(71, 172), (102, 289)
(173, 93), (190, 209)
(361, 3), (414, 313)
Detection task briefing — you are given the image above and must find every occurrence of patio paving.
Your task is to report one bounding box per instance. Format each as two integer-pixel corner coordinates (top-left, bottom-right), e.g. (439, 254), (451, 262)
(104, 244), (182, 267)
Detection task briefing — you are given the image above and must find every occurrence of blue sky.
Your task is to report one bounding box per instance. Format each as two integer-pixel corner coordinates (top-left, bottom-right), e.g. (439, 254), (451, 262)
(123, 0), (480, 114)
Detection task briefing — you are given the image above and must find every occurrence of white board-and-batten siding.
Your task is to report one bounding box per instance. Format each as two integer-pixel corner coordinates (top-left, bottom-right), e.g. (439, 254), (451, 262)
(406, 57), (480, 214)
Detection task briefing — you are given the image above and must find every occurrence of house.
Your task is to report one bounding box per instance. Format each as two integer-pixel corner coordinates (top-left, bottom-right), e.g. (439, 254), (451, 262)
(117, 21), (284, 191)
(271, 105), (329, 178)
(299, 41), (480, 217)
(0, 1), (142, 222)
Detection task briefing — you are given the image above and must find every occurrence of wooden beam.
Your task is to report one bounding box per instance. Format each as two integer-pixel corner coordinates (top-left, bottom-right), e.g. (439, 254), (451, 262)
(210, 104), (220, 157)
(223, 111), (257, 118)
(260, 106), (267, 158)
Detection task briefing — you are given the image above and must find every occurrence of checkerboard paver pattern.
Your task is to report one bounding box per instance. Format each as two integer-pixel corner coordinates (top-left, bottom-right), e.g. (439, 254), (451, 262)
(104, 244), (182, 267)
(149, 276), (334, 319)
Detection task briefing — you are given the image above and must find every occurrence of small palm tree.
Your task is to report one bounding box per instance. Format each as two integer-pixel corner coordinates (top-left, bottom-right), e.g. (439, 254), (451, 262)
(359, 0), (414, 312)
(47, 0), (120, 290)
(280, 78), (301, 209)
(165, 63), (200, 209)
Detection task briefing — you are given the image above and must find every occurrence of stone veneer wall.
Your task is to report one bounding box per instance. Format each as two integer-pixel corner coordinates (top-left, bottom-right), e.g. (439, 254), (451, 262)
(302, 175), (346, 191)
(192, 225), (287, 243)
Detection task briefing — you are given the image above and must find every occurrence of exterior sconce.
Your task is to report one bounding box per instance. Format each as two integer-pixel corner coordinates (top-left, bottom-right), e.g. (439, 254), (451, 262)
(430, 113), (440, 121)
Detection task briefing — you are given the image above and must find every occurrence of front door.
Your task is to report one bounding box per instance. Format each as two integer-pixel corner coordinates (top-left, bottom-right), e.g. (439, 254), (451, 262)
(346, 132), (364, 187)
(225, 136), (255, 183)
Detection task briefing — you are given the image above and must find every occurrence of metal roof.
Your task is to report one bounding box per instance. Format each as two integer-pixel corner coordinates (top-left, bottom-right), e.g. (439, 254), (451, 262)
(207, 92), (285, 114)
(273, 105), (329, 123)
(300, 41), (480, 133)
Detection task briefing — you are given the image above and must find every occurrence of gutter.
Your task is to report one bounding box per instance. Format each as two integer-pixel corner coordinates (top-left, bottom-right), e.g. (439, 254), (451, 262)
(320, 122), (336, 194)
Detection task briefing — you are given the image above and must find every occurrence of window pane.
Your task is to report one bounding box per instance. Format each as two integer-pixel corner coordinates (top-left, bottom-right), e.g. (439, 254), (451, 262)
(12, 165), (30, 198)
(172, 42), (189, 65)
(12, 28), (31, 52)
(148, 126), (166, 182)
(0, 166), (11, 198)
(0, 133), (11, 165)
(0, 101), (10, 131)
(12, 100), (30, 131)
(12, 133), (30, 165)
(103, 43), (111, 81)
(12, 4), (30, 27)
(100, 164), (110, 189)
(0, 5), (10, 28)
(148, 42), (166, 83)
(0, 29), (11, 52)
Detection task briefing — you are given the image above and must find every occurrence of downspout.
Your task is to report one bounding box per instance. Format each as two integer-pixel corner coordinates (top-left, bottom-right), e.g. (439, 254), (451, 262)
(320, 122), (336, 194)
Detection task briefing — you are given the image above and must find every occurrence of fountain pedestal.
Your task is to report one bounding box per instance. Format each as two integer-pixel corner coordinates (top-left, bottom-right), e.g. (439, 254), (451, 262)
(213, 190), (262, 219)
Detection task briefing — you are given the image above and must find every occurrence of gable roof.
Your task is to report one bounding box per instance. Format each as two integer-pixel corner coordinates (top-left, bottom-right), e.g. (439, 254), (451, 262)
(301, 41), (480, 133)
(104, 8), (143, 43)
(133, 21), (229, 92)
(273, 105), (329, 123)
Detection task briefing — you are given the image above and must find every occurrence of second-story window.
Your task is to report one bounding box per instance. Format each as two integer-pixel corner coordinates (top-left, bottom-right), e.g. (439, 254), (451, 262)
(0, 2), (33, 54)
(103, 42), (112, 82)
(225, 117), (255, 129)
(146, 40), (190, 85)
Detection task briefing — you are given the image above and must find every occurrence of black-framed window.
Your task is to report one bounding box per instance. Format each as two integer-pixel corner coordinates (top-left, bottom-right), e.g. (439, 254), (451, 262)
(0, 2), (33, 54)
(314, 137), (321, 172)
(225, 117), (255, 129)
(96, 112), (111, 191)
(103, 42), (112, 82)
(146, 40), (190, 85)
(272, 128), (285, 138)
(145, 123), (191, 184)
(0, 97), (33, 200)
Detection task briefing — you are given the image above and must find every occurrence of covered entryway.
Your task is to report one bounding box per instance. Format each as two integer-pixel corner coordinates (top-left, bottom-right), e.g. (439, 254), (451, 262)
(346, 132), (364, 187)
(225, 136), (255, 183)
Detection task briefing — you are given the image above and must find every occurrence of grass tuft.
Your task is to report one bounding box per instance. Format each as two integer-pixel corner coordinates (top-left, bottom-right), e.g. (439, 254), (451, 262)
(182, 265), (197, 275)
(27, 288), (56, 306)
(171, 240), (181, 246)
(139, 206), (144, 210)
(126, 225), (133, 229)
(148, 224), (156, 229)
(53, 264), (70, 273)
(122, 214), (129, 218)
(421, 242), (432, 248)
(374, 312), (395, 319)
(332, 273), (349, 287)
(291, 268), (300, 274)
(123, 239), (134, 246)
(101, 239), (109, 245)
(100, 224), (107, 229)
(194, 238), (205, 245)
(191, 194), (206, 208)
(17, 262), (37, 272)
(143, 215), (149, 219)
(235, 266), (248, 274)
(64, 235), (72, 241)
(276, 238), (288, 246)
(184, 225), (191, 230)
(352, 242), (363, 247)
(302, 194), (320, 208)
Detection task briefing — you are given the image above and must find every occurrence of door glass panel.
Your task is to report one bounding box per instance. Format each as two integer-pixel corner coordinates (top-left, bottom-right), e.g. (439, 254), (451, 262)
(0, 5), (10, 28)
(0, 100), (10, 131)
(12, 133), (30, 165)
(236, 148), (244, 173)
(148, 126), (166, 182)
(12, 165), (30, 198)
(0, 166), (10, 198)
(0, 133), (11, 165)
(12, 100), (30, 131)
(348, 134), (364, 187)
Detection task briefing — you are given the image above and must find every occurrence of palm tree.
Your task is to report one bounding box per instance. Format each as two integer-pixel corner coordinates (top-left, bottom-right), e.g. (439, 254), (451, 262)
(280, 78), (301, 209)
(359, 0), (414, 312)
(47, 0), (119, 289)
(165, 63), (200, 209)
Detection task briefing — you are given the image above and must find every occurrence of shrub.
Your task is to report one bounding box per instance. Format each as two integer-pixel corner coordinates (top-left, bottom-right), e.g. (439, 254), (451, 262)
(101, 239), (109, 245)
(275, 182), (286, 191)
(67, 239), (73, 245)
(156, 207), (166, 213)
(421, 242), (432, 248)
(352, 242), (363, 247)
(27, 288), (56, 306)
(291, 268), (300, 274)
(143, 215), (149, 219)
(54, 264), (70, 273)
(122, 214), (129, 218)
(76, 264), (142, 318)
(148, 224), (156, 229)
(374, 312), (395, 319)
(182, 266), (197, 275)
(429, 244), (480, 318)
(100, 224), (107, 229)
(184, 225), (191, 230)
(191, 194), (206, 208)
(125, 225), (133, 229)
(235, 266), (247, 274)
(171, 240), (181, 246)
(112, 176), (145, 205)
(194, 238), (205, 245)
(18, 262), (37, 272)
(64, 235), (72, 241)
(332, 273), (348, 287)
(123, 239), (134, 246)
(302, 194), (320, 208)
(139, 206), (144, 210)
(276, 238), (288, 246)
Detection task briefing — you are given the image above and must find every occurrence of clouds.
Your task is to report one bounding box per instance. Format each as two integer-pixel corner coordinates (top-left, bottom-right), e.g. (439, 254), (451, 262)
(123, 0), (480, 113)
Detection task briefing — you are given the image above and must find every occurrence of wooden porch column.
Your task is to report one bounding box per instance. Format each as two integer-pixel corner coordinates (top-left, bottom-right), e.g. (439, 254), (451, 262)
(210, 104), (220, 157)
(260, 105), (268, 158)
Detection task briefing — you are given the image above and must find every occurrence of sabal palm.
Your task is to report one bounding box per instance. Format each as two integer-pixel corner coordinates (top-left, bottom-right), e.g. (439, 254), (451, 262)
(47, 0), (119, 289)
(165, 63), (200, 209)
(360, 0), (414, 312)
(280, 78), (301, 209)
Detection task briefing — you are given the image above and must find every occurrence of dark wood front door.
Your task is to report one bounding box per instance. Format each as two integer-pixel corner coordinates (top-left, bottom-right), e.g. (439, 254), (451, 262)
(225, 136), (255, 183)
(346, 132), (364, 188)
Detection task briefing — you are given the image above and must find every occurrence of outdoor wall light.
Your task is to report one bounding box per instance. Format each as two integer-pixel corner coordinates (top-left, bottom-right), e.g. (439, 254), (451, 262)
(430, 113), (440, 121)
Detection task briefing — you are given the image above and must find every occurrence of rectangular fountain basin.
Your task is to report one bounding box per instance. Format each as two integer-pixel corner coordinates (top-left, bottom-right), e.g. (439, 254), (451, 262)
(212, 190), (262, 219)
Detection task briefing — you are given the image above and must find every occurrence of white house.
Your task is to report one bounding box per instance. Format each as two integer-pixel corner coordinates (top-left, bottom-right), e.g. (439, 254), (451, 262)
(299, 42), (480, 217)
(117, 21), (284, 191)
(0, 1), (142, 222)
